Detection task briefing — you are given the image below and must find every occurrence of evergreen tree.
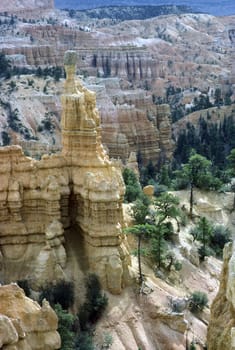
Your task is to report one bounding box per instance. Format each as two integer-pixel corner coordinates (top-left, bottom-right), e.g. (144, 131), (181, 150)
(149, 193), (182, 266)
(150, 223), (168, 268)
(125, 223), (156, 284)
(54, 304), (76, 350)
(174, 151), (221, 218)
(196, 217), (213, 260)
(227, 148), (235, 175)
(214, 88), (222, 106)
(158, 164), (171, 188)
(122, 168), (142, 202)
(0, 52), (11, 78)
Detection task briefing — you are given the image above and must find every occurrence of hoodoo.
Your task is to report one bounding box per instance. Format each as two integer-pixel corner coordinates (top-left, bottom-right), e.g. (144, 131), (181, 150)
(0, 50), (131, 295)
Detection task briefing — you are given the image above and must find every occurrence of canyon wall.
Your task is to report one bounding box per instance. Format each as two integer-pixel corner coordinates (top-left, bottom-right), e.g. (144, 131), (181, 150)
(93, 78), (172, 164)
(0, 51), (131, 295)
(0, 20), (173, 165)
(2, 12), (232, 166)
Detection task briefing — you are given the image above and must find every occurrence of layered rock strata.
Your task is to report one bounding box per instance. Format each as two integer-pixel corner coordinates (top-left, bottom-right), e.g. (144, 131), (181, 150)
(0, 50), (131, 295)
(94, 78), (172, 165)
(0, 283), (60, 350)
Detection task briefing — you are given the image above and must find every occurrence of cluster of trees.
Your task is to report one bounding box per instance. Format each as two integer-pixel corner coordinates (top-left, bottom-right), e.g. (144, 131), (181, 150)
(35, 66), (65, 81)
(122, 168), (142, 202)
(190, 217), (231, 260)
(125, 192), (183, 284)
(130, 149), (230, 205)
(0, 14), (16, 26)
(18, 275), (109, 350)
(174, 116), (235, 171)
(153, 85), (233, 123)
(55, 274), (110, 350)
(0, 52), (64, 81)
(0, 52), (11, 79)
(173, 151), (222, 218)
(135, 136), (235, 207)
(123, 145), (235, 284)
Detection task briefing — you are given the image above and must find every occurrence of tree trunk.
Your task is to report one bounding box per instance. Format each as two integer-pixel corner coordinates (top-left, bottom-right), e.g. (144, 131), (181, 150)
(190, 182), (194, 220)
(167, 255), (173, 271)
(137, 235), (143, 285)
(158, 234), (161, 268)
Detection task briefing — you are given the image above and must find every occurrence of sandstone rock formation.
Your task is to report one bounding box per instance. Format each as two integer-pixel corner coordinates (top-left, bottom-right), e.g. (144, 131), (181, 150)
(94, 78), (171, 165)
(0, 50), (131, 295)
(98, 288), (188, 350)
(2, 12), (233, 166)
(0, 283), (60, 350)
(207, 242), (235, 350)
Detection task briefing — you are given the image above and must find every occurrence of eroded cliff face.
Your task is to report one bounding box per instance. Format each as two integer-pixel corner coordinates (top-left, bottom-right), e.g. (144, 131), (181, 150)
(0, 73), (172, 167)
(0, 50), (131, 295)
(94, 78), (172, 164)
(207, 242), (235, 350)
(1, 11), (232, 166)
(0, 284), (60, 350)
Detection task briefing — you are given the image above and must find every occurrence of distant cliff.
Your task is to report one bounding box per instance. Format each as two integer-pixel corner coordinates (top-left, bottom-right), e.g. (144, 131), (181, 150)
(0, 0), (54, 13)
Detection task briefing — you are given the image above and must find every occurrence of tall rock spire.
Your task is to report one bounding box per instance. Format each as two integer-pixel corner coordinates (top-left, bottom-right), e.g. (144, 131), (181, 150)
(61, 50), (108, 166)
(0, 50), (131, 295)
(61, 50), (131, 294)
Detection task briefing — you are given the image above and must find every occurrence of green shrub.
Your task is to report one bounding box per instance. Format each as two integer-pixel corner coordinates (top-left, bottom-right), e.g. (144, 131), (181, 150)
(125, 184), (142, 202)
(163, 221), (174, 241)
(154, 184), (168, 196)
(131, 194), (150, 224)
(78, 274), (108, 330)
(39, 280), (74, 310)
(198, 245), (215, 261)
(75, 332), (95, 350)
(102, 332), (113, 349)
(192, 220), (231, 259)
(54, 304), (76, 350)
(17, 279), (31, 297)
(190, 342), (197, 350)
(123, 168), (142, 203)
(1, 131), (10, 146)
(189, 291), (208, 313)
(174, 260), (183, 271)
(210, 225), (231, 257)
(37, 124), (43, 132)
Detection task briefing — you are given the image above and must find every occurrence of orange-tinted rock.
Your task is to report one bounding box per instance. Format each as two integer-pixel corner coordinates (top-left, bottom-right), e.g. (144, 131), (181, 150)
(0, 284), (60, 350)
(0, 51), (131, 295)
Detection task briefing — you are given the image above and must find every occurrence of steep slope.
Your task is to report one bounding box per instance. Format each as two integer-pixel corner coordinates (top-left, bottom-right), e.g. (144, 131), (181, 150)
(94, 189), (235, 350)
